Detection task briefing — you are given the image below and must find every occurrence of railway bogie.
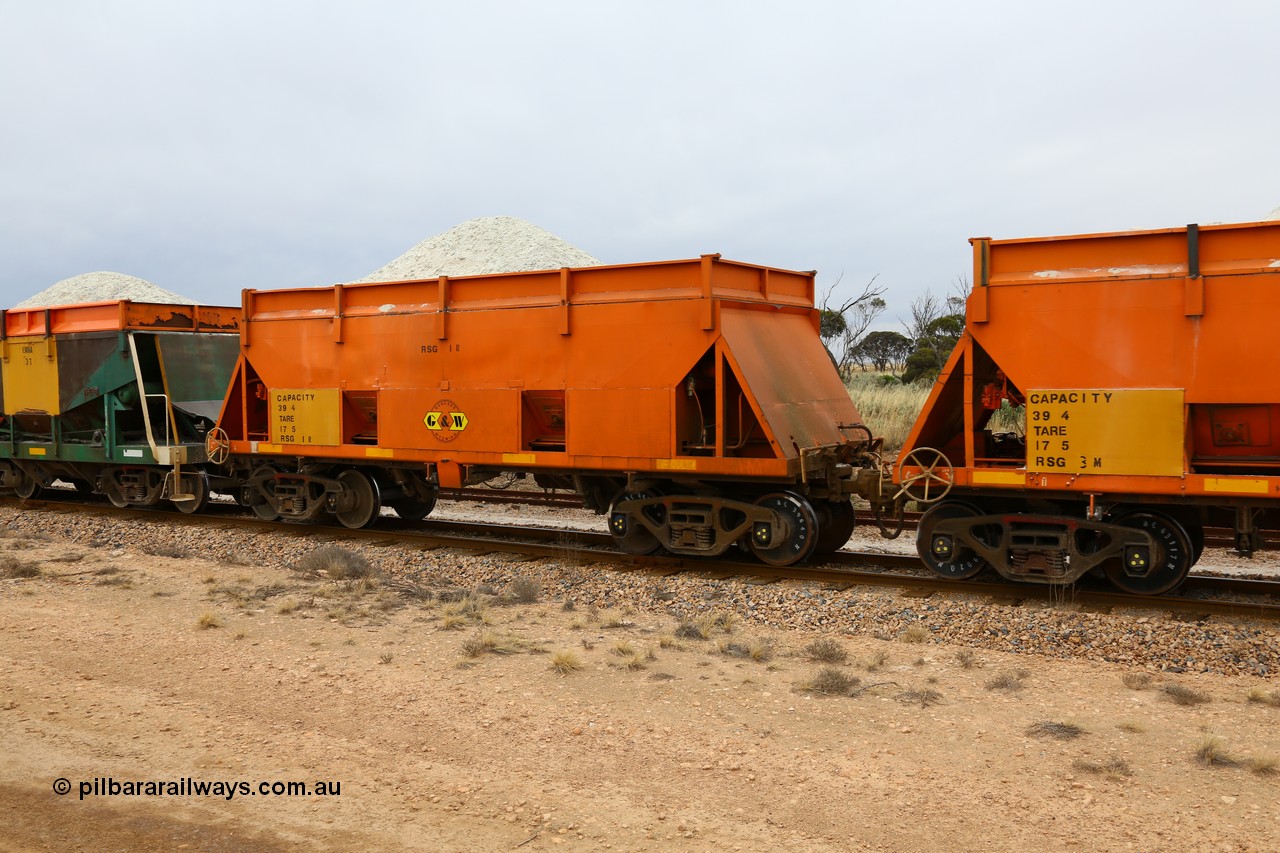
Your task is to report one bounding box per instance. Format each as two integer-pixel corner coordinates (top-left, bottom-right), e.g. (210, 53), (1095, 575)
(235, 461), (439, 529)
(916, 499), (1199, 594)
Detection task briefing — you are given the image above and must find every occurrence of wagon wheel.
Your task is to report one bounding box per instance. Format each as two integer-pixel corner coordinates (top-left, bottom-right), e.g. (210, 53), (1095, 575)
(391, 489), (438, 521)
(172, 472), (209, 515)
(204, 427), (231, 465)
(334, 469), (382, 529)
(813, 500), (857, 555)
(748, 492), (819, 567)
(607, 489), (665, 556)
(895, 447), (954, 504)
(1103, 511), (1194, 596)
(916, 501), (990, 580)
(14, 471), (46, 501)
(248, 464), (281, 520)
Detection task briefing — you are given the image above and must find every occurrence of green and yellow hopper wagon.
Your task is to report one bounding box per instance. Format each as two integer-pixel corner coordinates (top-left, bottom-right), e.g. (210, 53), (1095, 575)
(0, 300), (240, 511)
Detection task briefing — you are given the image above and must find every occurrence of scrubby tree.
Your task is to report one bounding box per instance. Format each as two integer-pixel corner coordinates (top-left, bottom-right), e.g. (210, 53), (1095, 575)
(819, 274), (886, 375)
(901, 279), (968, 384)
(853, 330), (913, 372)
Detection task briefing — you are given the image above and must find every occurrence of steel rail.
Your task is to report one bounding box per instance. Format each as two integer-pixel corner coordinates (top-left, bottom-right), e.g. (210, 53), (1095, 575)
(7, 497), (1279, 621)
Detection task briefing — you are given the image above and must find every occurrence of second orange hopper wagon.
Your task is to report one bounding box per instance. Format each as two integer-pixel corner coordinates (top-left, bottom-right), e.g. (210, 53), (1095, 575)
(896, 219), (1280, 593)
(216, 257), (890, 564)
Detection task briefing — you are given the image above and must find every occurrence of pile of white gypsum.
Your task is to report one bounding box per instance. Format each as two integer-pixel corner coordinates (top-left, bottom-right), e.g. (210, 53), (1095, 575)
(16, 272), (195, 308)
(354, 215), (600, 282)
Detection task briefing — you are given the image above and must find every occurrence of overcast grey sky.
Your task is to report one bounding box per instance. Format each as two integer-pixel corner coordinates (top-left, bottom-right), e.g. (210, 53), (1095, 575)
(2, 0), (1277, 320)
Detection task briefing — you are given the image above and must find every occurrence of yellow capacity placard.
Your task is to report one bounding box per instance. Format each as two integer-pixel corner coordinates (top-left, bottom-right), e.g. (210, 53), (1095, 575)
(1026, 389), (1184, 477)
(1, 336), (60, 415)
(270, 389), (340, 446)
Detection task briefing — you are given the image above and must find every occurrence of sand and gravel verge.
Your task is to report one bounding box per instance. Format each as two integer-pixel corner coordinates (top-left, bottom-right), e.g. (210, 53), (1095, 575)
(2, 510), (1279, 852)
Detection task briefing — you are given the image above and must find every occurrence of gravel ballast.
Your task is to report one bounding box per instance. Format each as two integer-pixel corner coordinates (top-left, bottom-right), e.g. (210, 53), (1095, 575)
(4, 506), (1276, 679)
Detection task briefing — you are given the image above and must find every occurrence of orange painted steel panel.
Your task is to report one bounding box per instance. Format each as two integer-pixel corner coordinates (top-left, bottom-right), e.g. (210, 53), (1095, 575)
(231, 257), (856, 482)
(3, 301), (240, 336)
(569, 388), (672, 459)
(972, 220), (1280, 403)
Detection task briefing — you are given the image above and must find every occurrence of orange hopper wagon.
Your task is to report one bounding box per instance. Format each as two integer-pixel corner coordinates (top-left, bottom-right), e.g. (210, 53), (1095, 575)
(896, 219), (1280, 593)
(215, 256), (891, 564)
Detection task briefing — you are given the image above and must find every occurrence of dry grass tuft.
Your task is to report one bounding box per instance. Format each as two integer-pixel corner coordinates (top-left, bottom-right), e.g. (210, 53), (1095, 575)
(1195, 734), (1238, 767)
(196, 612), (223, 630)
(674, 616), (715, 640)
(720, 638), (775, 663)
(658, 634), (679, 650)
(1072, 757), (1133, 779)
(0, 554), (41, 579)
(549, 650), (583, 675)
(350, 576), (382, 597)
(440, 594), (490, 629)
(1121, 672), (1154, 690)
(711, 610), (740, 633)
(610, 640), (637, 658)
(292, 546), (374, 579)
(383, 577), (434, 600)
(1246, 688), (1280, 708)
(802, 638), (848, 664)
(861, 650), (890, 672)
(461, 630), (522, 658)
(1245, 755), (1278, 776)
(599, 610), (633, 629)
(955, 649), (980, 669)
(275, 597), (301, 615)
(378, 652), (393, 664)
(1163, 684), (1211, 706)
(985, 669), (1030, 692)
(504, 576), (540, 604)
(613, 651), (648, 671)
(846, 375), (932, 451)
(798, 667), (862, 696)
(1026, 720), (1085, 740)
(1117, 720), (1146, 734)
(900, 624), (930, 644)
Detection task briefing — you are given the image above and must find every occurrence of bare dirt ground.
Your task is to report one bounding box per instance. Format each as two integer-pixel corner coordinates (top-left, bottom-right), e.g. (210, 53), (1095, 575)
(3, 527), (1279, 852)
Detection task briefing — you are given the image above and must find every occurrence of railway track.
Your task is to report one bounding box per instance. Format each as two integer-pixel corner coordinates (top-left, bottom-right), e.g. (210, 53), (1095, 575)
(8, 496), (1280, 623)
(439, 489), (1273, 552)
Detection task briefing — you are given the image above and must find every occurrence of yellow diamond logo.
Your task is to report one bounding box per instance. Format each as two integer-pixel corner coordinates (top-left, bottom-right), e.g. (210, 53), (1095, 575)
(425, 400), (468, 442)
